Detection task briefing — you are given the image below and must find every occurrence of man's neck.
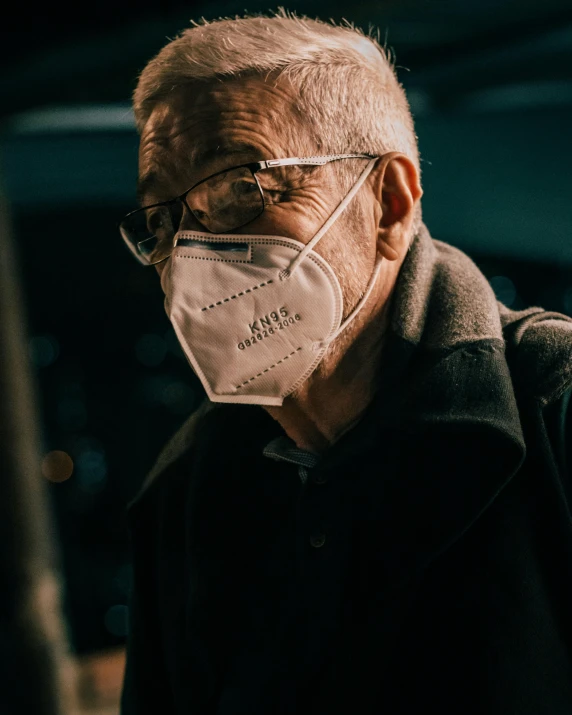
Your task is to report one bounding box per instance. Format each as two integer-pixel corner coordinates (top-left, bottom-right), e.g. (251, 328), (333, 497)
(263, 297), (391, 454)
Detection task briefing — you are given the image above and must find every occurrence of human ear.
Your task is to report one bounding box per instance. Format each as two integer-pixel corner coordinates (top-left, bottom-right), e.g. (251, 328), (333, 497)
(372, 153), (422, 262)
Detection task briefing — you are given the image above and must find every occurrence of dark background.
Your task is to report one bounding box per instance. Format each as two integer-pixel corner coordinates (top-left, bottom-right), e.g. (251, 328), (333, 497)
(1, 0), (571, 655)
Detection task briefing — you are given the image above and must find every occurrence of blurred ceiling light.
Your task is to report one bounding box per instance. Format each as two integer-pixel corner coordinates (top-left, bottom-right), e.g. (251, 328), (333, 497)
(456, 80), (572, 112)
(9, 104), (135, 134)
(405, 88), (432, 115)
(413, 26), (572, 85)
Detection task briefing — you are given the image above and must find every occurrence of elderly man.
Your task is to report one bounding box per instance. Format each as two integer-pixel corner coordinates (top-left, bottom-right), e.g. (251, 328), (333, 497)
(119, 12), (572, 715)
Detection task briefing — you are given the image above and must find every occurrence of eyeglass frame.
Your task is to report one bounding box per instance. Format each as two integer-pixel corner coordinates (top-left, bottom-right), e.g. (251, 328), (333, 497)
(118, 153), (378, 265)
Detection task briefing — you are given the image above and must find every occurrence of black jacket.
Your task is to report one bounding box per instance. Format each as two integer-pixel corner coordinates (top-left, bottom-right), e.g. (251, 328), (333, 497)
(121, 226), (572, 714)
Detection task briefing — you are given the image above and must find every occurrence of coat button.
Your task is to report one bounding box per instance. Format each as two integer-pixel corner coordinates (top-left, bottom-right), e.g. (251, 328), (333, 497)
(311, 472), (328, 485)
(310, 531), (326, 548)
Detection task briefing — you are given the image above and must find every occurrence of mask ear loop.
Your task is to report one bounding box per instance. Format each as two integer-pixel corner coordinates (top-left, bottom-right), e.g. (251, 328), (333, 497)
(278, 156), (379, 281)
(311, 254), (383, 352)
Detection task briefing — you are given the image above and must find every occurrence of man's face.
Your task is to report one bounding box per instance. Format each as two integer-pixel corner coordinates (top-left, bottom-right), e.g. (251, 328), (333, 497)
(138, 75), (377, 319)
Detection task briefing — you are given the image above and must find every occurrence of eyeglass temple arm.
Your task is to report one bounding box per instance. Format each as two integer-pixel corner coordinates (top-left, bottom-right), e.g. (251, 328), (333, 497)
(258, 153), (375, 169)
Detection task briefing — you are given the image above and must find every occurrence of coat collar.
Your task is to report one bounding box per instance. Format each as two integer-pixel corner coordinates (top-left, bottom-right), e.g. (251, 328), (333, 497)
(387, 221), (526, 447)
(320, 222), (526, 461)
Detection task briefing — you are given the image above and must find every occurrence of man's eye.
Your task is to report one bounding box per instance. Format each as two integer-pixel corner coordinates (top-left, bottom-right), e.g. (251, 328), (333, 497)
(146, 210), (169, 235)
(147, 214), (163, 231)
(231, 179), (259, 197)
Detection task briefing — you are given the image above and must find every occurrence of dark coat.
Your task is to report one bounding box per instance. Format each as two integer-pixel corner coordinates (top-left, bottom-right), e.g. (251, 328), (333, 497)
(121, 226), (572, 714)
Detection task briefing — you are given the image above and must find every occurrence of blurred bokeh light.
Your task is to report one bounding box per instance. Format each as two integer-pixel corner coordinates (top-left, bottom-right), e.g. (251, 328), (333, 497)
(41, 450), (74, 483)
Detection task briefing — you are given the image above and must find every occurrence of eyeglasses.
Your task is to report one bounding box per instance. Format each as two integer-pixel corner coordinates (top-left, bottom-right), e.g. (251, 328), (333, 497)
(118, 153), (376, 266)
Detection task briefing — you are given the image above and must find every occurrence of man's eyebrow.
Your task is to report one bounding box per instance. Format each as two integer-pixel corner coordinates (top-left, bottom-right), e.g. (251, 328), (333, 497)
(191, 142), (263, 168)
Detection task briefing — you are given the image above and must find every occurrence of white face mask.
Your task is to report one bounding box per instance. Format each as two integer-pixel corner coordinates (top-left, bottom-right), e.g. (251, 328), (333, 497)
(161, 157), (382, 406)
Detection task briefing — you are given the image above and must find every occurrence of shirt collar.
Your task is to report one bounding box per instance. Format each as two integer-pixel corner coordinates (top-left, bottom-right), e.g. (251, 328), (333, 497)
(262, 436), (321, 469)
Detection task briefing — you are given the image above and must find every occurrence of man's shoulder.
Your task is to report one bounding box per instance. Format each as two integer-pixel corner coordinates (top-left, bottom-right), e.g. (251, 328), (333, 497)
(500, 304), (572, 406)
(128, 398), (219, 510)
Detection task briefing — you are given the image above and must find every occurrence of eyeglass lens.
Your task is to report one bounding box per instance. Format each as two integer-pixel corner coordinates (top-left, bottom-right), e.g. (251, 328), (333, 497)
(187, 166), (264, 233)
(120, 166), (264, 264)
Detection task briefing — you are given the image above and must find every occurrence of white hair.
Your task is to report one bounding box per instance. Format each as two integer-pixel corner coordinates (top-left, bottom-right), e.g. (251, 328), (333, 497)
(133, 9), (422, 232)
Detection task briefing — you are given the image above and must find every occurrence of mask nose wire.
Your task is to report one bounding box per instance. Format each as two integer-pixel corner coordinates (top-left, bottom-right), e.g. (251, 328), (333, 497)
(278, 156), (379, 281)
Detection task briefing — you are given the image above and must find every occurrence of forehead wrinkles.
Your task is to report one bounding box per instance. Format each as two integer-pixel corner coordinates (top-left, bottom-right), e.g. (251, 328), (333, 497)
(139, 98), (210, 196)
(144, 78), (310, 153)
